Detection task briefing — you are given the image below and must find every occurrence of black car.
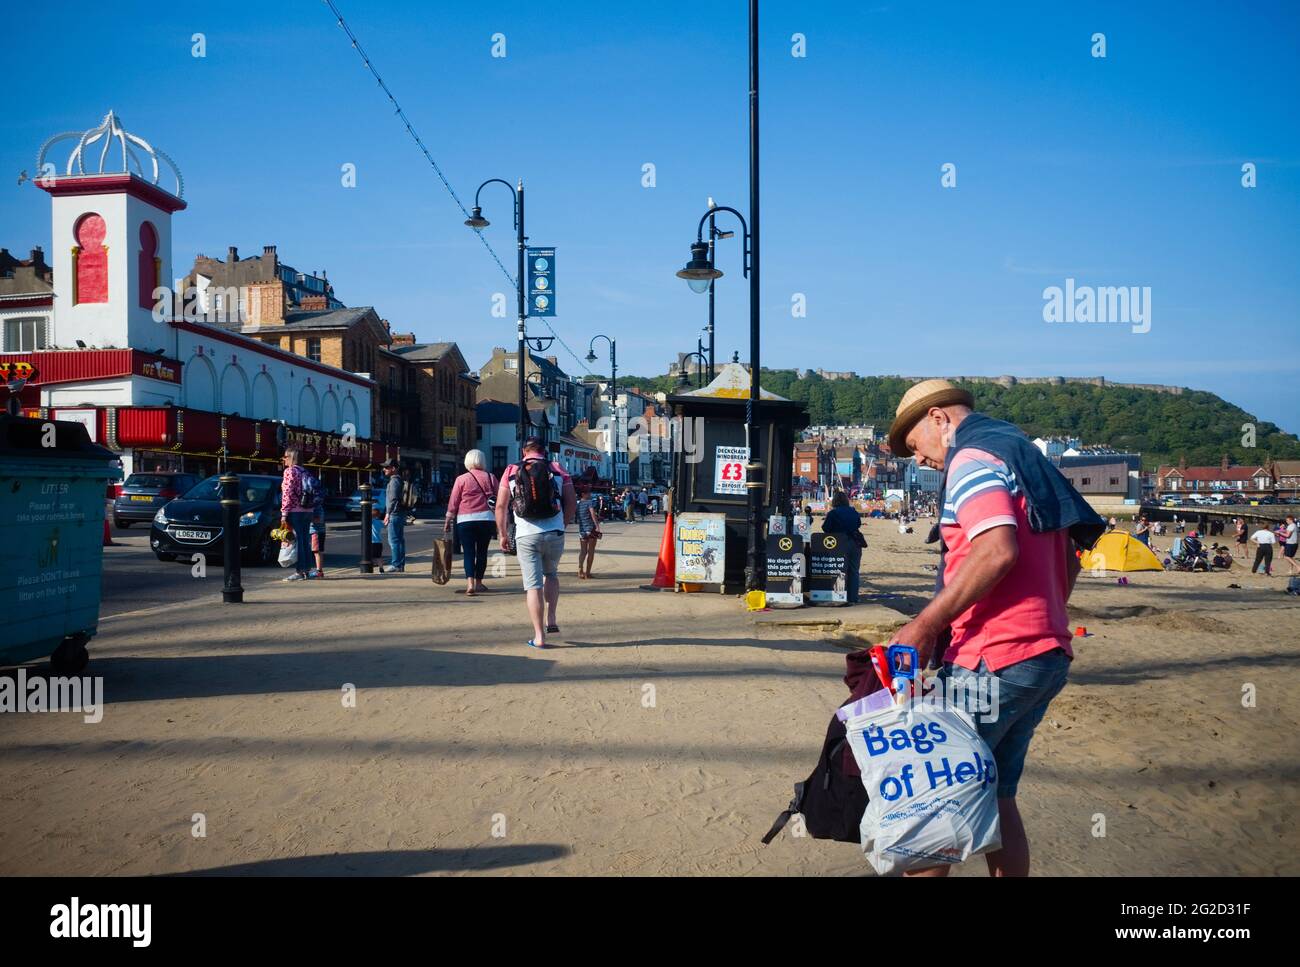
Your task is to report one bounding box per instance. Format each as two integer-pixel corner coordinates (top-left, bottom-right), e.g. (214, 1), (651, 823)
(149, 474), (282, 566)
(112, 472), (200, 527)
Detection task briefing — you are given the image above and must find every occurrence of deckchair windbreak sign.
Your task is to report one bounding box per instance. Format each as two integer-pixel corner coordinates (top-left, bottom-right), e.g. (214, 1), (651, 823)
(714, 446), (748, 496)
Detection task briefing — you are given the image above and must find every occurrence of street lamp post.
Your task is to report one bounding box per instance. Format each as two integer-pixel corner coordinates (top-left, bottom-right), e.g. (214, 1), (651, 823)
(704, 202), (735, 384)
(466, 179), (552, 456)
(676, 346), (708, 390)
(585, 335), (617, 484)
(675, 200), (763, 590)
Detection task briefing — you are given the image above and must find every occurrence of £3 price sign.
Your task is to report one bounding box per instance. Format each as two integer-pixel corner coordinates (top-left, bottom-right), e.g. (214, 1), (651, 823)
(714, 445), (749, 496)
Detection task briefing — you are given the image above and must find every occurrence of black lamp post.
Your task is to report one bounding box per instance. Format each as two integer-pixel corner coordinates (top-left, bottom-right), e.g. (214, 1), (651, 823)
(704, 203), (734, 383)
(677, 343), (708, 390)
(675, 0), (763, 590)
(585, 335), (618, 484)
(676, 199), (763, 590)
(466, 178), (552, 454)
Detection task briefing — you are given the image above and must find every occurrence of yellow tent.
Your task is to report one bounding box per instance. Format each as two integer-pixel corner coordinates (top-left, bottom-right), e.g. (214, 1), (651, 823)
(1079, 532), (1164, 572)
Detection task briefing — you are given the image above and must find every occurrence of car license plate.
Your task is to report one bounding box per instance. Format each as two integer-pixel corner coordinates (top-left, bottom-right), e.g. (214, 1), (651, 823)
(174, 529), (212, 540)
(131, 495), (154, 502)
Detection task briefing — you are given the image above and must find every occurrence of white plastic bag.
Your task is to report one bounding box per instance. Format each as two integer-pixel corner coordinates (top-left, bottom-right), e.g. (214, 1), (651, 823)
(278, 542), (297, 568)
(844, 695), (1001, 875)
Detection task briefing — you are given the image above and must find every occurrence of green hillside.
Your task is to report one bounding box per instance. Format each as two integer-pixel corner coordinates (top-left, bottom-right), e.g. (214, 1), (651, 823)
(615, 370), (1300, 471)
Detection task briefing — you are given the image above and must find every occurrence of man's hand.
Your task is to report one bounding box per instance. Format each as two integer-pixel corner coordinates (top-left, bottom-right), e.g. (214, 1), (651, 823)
(499, 538), (511, 553)
(889, 613), (945, 669)
(382, 515), (389, 527)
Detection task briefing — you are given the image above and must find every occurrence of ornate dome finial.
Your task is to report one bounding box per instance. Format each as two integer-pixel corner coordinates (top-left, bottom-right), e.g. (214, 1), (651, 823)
(36, 110), (184, 198)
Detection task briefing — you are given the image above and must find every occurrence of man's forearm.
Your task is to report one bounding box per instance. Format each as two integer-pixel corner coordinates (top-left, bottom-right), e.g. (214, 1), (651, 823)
(916, 530), (1017, 632)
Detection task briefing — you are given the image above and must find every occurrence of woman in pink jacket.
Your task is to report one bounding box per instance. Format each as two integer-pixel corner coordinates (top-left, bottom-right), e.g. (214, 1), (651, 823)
(280, 446), (314, 582)
(444, 449), (498, 595)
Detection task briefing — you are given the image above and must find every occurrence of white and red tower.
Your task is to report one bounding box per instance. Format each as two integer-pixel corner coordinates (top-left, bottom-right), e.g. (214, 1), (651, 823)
(35, 111), (186, 353)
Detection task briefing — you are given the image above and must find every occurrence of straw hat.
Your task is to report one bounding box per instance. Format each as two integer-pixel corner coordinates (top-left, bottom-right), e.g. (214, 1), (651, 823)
(888, 379), (974, 457)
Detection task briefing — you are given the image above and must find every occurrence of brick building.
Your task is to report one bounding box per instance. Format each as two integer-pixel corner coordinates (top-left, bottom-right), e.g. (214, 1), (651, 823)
(0, 246), (54, 352)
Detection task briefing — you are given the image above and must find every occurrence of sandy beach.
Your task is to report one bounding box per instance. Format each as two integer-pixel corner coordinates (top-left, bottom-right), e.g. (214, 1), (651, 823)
(1, 515), (1297, 876)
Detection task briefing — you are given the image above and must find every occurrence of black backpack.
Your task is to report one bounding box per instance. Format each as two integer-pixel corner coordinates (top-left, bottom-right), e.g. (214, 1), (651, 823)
(762, 648), (884, 845)
(510, 458), (560, 520)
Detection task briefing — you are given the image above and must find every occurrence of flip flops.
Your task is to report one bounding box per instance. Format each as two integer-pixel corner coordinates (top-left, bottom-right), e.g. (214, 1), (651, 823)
(527, 639), (548, 649)
(546, 624), (560, 634)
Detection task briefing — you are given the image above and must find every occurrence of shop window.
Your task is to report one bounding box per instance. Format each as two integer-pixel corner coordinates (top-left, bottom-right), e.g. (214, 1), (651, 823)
(4, 317), (47, 351)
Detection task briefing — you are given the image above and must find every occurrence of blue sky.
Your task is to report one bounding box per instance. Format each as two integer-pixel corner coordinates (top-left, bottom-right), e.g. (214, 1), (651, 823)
(3, 0), (1297, 432)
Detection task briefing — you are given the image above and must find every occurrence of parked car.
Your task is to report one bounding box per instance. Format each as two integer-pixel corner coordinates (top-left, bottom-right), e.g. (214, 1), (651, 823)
(112, 471), (200, 527)
(149, 474), (282, 566)
(344, 486), (387, 520)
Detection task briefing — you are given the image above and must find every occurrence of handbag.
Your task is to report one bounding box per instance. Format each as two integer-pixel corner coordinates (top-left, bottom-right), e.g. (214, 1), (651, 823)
(470, 470), (500, 539)
(430, 537), (453, 585)
(852, 530), (868, 549)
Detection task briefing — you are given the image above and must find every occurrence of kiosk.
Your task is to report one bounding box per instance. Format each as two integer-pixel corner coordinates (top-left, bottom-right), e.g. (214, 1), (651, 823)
(667, 363), (808, 593)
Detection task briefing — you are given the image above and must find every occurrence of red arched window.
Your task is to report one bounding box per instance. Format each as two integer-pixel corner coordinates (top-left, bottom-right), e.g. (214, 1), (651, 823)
(73, 213), (108, 304)
(138, 221), (159, 309)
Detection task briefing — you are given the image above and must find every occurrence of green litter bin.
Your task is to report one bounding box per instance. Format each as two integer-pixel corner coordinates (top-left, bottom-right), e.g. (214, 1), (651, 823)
(0, 415), (120, 674)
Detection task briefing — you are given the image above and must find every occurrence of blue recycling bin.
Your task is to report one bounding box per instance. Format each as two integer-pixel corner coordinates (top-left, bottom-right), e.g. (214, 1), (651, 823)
(0, 415), (120, 674)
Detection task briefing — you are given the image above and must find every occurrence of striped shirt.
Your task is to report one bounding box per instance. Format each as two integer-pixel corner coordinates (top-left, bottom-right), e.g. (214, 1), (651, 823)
(940, 448), (1073, 671)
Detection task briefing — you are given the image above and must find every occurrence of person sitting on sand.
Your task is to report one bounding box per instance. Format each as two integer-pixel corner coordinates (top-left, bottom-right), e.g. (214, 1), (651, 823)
(884, 379), (1104, 878)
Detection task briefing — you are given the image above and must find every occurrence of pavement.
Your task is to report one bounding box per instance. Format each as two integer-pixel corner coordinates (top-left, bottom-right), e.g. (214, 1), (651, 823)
(3, 513), (904, 876)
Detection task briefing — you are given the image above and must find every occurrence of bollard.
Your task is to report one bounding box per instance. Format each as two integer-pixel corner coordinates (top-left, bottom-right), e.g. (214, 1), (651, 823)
(220, 473), (243, 603)
(359, 482), (374, 573)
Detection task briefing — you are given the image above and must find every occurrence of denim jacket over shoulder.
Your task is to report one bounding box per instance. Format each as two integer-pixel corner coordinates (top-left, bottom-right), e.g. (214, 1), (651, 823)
(936, 412), (1106, 549)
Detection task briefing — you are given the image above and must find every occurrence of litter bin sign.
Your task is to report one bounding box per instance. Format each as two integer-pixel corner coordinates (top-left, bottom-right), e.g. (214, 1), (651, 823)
(0, 416), (119, 672)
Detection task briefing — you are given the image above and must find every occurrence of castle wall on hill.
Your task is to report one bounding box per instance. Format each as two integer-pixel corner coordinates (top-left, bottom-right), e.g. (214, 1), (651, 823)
(894, 375), (1186, 395)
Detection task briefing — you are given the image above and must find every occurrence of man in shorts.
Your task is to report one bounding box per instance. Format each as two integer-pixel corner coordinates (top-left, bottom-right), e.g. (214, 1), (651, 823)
(1283, 515), (1299, 575)
(886, 380), (1103, 877)
(496, 437), (576, 649)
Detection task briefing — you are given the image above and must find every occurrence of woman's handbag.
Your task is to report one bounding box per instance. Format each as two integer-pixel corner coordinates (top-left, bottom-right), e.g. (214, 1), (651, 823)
(431, 538), (453, 585)
(471, 471), (499, 539)
(852, 530), (868, 549)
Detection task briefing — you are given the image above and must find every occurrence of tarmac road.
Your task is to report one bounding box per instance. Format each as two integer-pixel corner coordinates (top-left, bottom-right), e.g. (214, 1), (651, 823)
(99, 514), (444, 620)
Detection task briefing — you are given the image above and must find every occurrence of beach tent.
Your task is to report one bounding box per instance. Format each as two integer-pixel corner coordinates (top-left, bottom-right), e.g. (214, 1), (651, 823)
(1079, 532), (1164, 572)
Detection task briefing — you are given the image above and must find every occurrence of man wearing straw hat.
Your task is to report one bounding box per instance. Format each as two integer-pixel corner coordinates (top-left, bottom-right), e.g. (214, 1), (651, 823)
(886, 379), (1104, 877)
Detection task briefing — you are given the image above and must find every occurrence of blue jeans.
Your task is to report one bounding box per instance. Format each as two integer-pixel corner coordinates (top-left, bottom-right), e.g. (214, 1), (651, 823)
(287, 511), (312, 576)
(939, 648), (1071, 798)
(387, 514), (406, 569)
(457, 520), (495, 580)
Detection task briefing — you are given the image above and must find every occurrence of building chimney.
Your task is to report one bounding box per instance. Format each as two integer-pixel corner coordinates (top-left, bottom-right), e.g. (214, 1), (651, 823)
(299, 294), (328, 311)
(245, 281), (285, 326)
(547, 355), (558, 366)
(1221, 454), (1230, 472)
(263, 245), (276, 257)
(1178, 455), (1187, 470)
(228, 246), (239, 263)
(392, 332), (417, 347)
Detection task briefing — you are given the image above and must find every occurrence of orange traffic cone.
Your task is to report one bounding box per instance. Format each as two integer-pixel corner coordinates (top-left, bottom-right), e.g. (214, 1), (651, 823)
(103, 517), (113, 547)
(651, 512), (675, 588)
